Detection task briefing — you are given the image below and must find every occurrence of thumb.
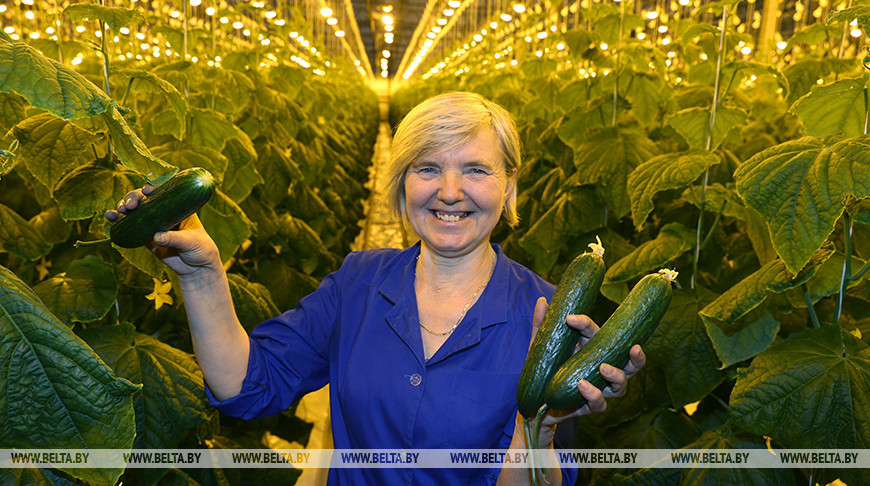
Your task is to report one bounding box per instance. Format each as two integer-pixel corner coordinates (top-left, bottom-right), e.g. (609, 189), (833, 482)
(152, 230), (199, 251)
(529, 296), (549, 351)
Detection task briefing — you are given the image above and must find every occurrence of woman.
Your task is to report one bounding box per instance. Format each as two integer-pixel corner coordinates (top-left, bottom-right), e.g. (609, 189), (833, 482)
(108, 91), (645, 485)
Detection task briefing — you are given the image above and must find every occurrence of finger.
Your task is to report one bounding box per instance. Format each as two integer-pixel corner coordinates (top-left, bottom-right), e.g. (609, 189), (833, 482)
(599, 363), (628, 397)
(565, 314), (599, 341)
(623, 345), (646, 379)
(528, 297), (549, 350)
(105, 209), (119, 221)
(578, 380), (606, 413)
(142, 184), (155, 195)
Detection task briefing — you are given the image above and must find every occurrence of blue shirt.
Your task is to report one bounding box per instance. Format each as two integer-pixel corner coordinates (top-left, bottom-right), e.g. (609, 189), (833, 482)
(206, 243), (578, 485)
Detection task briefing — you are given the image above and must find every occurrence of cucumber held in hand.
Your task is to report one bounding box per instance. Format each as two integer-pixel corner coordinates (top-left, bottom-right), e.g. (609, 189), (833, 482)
(544, 268), (677, 412)
(76, 167), (216, 249)
(516, 239), (606, 419)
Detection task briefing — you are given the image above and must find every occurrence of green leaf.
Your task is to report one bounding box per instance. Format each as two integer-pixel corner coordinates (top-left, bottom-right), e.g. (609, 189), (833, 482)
(188, 106), (239, 152)
(222, 131), (262, 203)
(0, 36), (112, 120)
(666, 106), (747, 151)
(786, 21), (843, 50)
(53, 163), (146, 220)
(33, 255), (118, 327)
(115, 246), (166, 280)
(121, 69), (187, 140)
(0, 92), (28, 133)
(624, 71), (671, 127)
(63, 4), (145, 32)
(555, 95), (612, 150)
(605, 222), (695, 284)
(628, 150), (720, 228)
(198, 190), (254, 262)
(0, 203), (52, 261)
(13, 113), (105, 192)
(0, 467), (81, 485)
(102, 104), (177, 185)
(151, 140), (228, 182)
(826, 5), (870, 33)
(602, 407), (700, 449)
(597, 12), (645, 46)
(699, 245), (835, 334)
(572, 126), (660, 219)
(28, 205), (73, 246)
(731, 324), (870, 449)
(646, 287), (727, 408)
(790, 75), (867, 138)
(228, 273), (280, 333)
(0, 265), (139, 485)
(734, 135), (870, 274)
(256, 141), (302, 203)
(78, 322), (211, 450)
(705, 308), (780, 368)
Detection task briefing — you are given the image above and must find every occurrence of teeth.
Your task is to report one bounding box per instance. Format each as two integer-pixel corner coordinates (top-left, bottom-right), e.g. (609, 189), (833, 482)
(436, 211), (464, 222)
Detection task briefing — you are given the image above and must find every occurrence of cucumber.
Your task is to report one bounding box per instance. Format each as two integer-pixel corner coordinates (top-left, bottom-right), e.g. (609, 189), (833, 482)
(544, 268), (677, 411)
(109, 167), (216, 248)
(516, 239), (606, 418)
(76, 167), (216, 249)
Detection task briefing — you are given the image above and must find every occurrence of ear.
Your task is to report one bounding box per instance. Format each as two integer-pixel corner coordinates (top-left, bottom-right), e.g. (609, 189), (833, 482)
(504, 168), (517, 202)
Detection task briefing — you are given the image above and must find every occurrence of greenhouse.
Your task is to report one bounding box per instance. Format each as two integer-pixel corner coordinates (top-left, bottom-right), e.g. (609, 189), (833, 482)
(0, 0), (868, 485)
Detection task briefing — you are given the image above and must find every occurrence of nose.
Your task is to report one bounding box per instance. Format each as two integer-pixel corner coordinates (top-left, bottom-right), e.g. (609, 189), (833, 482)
(437, 170), (464, 204)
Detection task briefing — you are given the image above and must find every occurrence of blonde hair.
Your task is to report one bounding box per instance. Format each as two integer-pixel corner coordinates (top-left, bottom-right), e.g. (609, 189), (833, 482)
(385, 91), (522, 227)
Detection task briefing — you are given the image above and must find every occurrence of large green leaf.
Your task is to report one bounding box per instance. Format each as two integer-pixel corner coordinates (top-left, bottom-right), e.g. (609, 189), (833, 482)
(0, 92), (28, 133)
(222, 131), (262, 203)
(646, 287), (726, 408)
(734, 135), (870, 274)
(731, 324), (870, 449)
(555, 95), (612, 150)
(628, 150), (720, 228)
(63, 4), (145, 32)
(256, 141), (303, 203)
(227, 273), (281, 333)
(198, 189), (254, 262)
(188, 106), (238, 153)
(604, 222), (695, 284)
(827, 5), (870, 33)
(151, 140), (228, 182)
(33, 255), (118, 327)
(28, 205), (73, 246)
(78, 322), (211, 450)
(13, 113), (105, 192)
(102, 104), (177, 185)
(572, 126), (660, 219)
(699, 245), (834, 334)
(0, 468), (81, 485)
(115, 246), (166, 280)
(0, 265), (139, 485)
(666, 106), (747, 151)
(0, 203), (52, 261)
(705, 308), (780, 368)
(53, 163), (146, 220)
(624, 70), (671, 127)
(790, 75), (867, 138)
(0, 36), (111, 120)
(120, 69), (187, 140)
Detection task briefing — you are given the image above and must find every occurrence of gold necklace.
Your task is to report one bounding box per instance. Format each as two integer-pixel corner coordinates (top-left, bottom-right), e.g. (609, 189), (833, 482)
(417, 252), (496, 337)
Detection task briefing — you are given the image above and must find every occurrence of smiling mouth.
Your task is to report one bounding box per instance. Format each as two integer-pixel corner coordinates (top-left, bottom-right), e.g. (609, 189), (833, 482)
(433, 210), (471, 222)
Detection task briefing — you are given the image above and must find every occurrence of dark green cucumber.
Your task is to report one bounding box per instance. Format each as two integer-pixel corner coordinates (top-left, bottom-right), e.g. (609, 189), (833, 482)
(109, 167), (216, 248)
(544, 269), (677, 411)
(516, 240), (606, 418)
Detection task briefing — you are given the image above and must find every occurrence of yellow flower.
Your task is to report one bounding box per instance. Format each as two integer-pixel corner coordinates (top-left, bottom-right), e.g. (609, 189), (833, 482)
(146, 278), (173, 310)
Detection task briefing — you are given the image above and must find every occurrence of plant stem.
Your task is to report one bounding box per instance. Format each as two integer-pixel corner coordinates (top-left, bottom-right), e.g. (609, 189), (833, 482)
(612, 0), (625, 126)
(693, 4), (728, 290)
(75, 238), (112, 248)
(523, 417), (538, 486)
(853, 259), (870, 281)
(121, 77), (135, 108)
(802, 283), (821, 329)
(833, 213), (853, 325)
(700, 200), (727, 250)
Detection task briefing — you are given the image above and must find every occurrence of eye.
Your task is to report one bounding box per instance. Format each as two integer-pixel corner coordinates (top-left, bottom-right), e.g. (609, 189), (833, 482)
(467, 167), (491, 176)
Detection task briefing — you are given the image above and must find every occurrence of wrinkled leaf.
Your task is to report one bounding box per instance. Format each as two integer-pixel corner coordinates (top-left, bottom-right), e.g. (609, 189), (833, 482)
(121, 69), (187, 140)
(33, 255), (118, 327)
(222, 133), (262, 203)
(188, 106), (238, 152)
(102, 104), (177, 185)
(624, 71), (671, 127)
(0, 203), (52, 261)
(646, 287), (726, 408)
(0, 265), (139, 485)
(790, 75), (867, 138)
(115, 246), (165, 280)
(53, 163), (146, 220)
(605, 222), (695, 284)
(731, 324), (870, 449)
(705, 308), (780, 368)
(734, 135), (870, 274)
(0, 92), (28, 133)
(572, 127), (660, 219)
(198, 190), (254, 262)
(13, 113), (104, 191)
(700, 245), (835, 334)
(0, 467), (81, 485)
(28, 205), (73, 245)
(628, 150), (720, 228)
(826, 5), (870, 34)
(666, 106), (747, 151)
(63, 4), (145, 32)
(555, 95), (612, 149)
(0, 36), (111, 119)
(151, 140), (228, 182)
(78, 322), (211, 450)
(228, 273), (281, 333)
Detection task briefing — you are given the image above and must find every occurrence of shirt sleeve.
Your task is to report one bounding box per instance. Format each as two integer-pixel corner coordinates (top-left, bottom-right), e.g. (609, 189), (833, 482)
(204, 261), (344, 419)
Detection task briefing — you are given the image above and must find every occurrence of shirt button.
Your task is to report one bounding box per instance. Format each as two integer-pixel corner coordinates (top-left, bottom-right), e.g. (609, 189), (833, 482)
(408, 373), (422, 386)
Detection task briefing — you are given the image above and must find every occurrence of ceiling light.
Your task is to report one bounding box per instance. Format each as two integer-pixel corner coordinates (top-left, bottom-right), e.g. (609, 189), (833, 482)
(335, 30), (345, 37)
(320, 7), (333, 17)
(383, 15), (394, 25)
(513, 4), (525, 13)
(444, 9), (455, 16)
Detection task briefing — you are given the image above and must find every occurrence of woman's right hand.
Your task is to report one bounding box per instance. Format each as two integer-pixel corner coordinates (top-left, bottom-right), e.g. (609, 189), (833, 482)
(106, 185), (222, 278)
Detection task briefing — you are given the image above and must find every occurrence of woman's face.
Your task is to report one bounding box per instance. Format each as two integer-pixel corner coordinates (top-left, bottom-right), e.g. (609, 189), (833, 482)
(404, 128), (515, 258)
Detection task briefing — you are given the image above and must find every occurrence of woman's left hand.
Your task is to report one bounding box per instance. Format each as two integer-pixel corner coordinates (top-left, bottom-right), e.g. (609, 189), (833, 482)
(527, 297), (646, 447)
